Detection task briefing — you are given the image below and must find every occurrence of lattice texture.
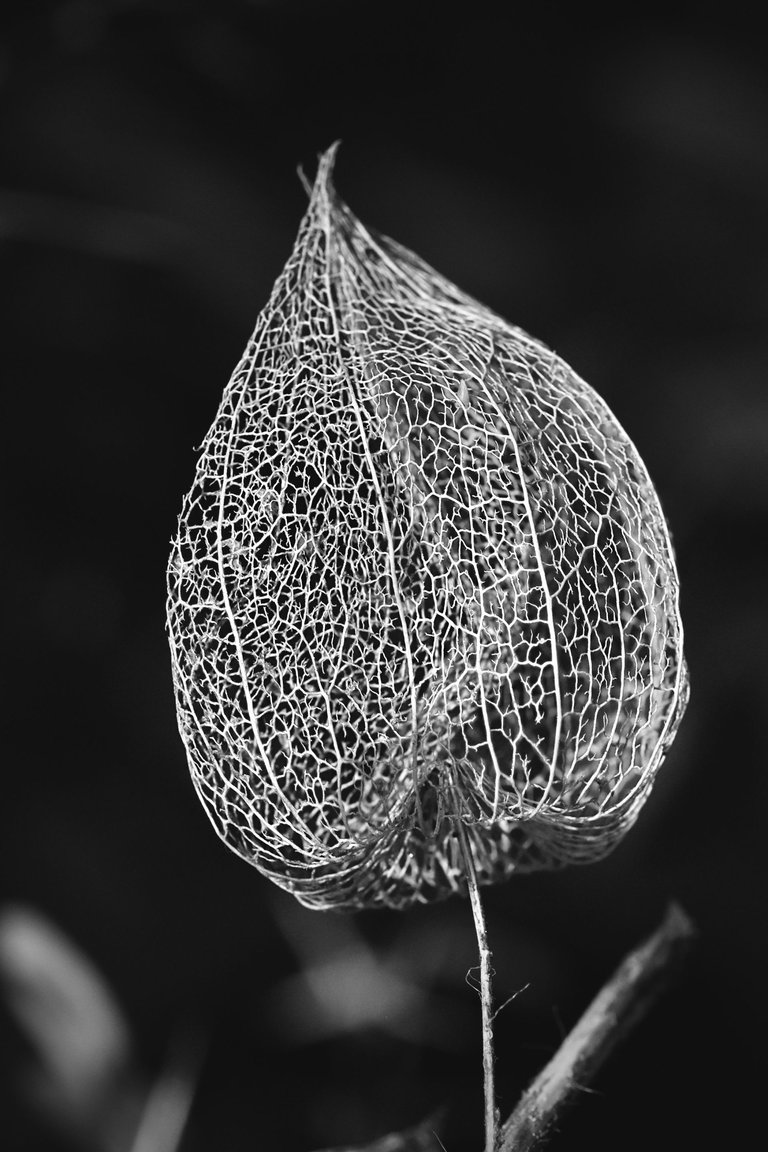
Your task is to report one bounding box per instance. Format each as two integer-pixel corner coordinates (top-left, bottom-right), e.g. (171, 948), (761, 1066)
(167, 145), (688, 911)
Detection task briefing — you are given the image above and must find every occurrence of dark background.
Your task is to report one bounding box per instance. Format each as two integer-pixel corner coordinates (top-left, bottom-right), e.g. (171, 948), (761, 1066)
(2, 3), (766, 1150)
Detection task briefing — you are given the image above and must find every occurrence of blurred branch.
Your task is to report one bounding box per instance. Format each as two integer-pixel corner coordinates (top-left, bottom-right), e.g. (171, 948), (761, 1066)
(128, 1028), (205, 1152)
(498, 903), (696, 1152)
(0, 904), (142, 1152)
(0, 905), (203, 1152)
(310, 1108), (446, 1152)
(0, 186), (272, 323)
(0, 187), (186, 265)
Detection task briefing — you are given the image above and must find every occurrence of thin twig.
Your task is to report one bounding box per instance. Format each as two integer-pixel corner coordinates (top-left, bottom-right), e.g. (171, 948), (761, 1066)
(456, 820), (498, 1152)
(498, 903), (696, 1152)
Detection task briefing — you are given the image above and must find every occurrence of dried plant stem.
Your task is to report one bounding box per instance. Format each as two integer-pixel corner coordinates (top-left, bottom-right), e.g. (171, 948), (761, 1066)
(498, 903), (695, 1152)
(456, 819), (497, 1152)
(307, 905), (694, 1152)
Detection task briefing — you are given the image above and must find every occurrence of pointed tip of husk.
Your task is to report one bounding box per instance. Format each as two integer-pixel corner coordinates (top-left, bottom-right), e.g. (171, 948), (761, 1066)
(297, 141), (342, 201)
(307, 141), (342, 218)
(317, 139), (342, 180)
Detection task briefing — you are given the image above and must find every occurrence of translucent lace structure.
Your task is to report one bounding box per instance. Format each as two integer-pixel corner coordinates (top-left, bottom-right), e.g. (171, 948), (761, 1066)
(167, 145), (688, 911)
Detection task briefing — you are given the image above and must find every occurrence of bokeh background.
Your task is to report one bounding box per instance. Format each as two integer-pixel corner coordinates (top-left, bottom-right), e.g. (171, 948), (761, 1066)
(2, 3), (766, 1150)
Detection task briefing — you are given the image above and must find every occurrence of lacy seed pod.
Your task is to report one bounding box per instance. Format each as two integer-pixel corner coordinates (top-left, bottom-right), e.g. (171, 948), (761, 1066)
(166, 145), (688, 912)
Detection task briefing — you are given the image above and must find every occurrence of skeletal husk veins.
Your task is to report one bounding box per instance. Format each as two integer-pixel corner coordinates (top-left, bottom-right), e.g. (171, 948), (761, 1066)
(166, 144), (688, 911)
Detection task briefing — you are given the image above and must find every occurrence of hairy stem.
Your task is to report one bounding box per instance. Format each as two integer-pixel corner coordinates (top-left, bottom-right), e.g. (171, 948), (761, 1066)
(498, 903), (695, 1152)
(456, 819), (497, 1152)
